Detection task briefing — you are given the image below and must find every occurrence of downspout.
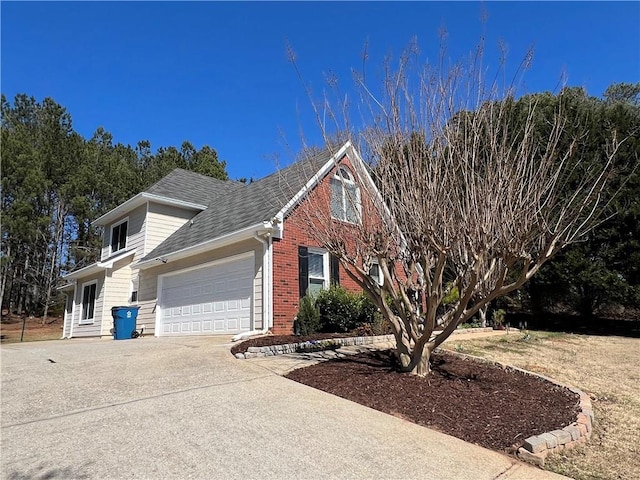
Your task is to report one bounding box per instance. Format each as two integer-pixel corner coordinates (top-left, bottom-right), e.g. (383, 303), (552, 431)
(69, 280), (77, 339)
(233, 233), (271, 341)
(61, 293), (68, 339)
(254, 232), (272, 332)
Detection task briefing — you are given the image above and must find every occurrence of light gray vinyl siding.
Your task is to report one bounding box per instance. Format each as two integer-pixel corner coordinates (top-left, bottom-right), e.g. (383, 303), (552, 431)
(137, 239), (263, 336)
(71, 273), (105, 338)
(101, 259), (133, 336)
(101, 205), (146, 261)
(145, 203), (196, 256)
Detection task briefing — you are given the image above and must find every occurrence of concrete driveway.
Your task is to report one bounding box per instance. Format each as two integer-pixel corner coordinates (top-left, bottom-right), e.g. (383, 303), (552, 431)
(1, 337), (567, 480)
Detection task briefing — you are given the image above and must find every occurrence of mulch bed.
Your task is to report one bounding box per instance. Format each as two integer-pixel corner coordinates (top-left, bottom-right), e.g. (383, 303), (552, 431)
(285, 349), (580, 452)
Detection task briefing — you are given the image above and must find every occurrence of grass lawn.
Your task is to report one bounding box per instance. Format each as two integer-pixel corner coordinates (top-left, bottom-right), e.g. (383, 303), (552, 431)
(442, 331), (640, 480)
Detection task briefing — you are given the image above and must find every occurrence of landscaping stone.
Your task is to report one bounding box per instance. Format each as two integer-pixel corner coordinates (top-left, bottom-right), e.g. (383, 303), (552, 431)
(517, 447), (547, 467)
(539, 432), (558, 449)
(582, 408), (595, 424)
(523, 435), (547, 453)
(577, 412), (591, 430)
(550, 429), (572, 445)
(563, 424), (581, 441)
(577, 422), (588, 437)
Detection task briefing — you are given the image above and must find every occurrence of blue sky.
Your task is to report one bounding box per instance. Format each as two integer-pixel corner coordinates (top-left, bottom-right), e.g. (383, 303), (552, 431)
(2, 1), (639, 180)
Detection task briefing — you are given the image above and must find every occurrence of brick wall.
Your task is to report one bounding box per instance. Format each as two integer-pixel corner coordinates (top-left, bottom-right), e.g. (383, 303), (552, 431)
(271, 154), (365, 334)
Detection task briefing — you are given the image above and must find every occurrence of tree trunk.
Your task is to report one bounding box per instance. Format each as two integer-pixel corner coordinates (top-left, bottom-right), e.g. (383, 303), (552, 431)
(43, 200), (65, 325)
(0, 243), (10, 313)
(479, 305), (488, 328)
(412, 346), (431, 376)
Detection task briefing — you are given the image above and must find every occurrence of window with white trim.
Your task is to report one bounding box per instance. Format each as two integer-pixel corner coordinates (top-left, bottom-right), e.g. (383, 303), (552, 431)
(130, 279), (138, 303)
(110, 218), (128, 254)
(369, 261), (384, 286)
(330, 166), (361, 223)
(307, 248), (329, 296)
(80, 281), (97, 324)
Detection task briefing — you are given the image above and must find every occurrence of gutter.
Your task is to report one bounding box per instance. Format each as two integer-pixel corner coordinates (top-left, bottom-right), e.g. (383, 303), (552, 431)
(93, 192), (207, 227)
(62, 249), (135, 280)
(136, 221), (279, 270)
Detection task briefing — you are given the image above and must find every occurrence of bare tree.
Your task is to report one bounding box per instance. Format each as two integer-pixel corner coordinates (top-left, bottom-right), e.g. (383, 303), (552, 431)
(290, 39), (624, 376)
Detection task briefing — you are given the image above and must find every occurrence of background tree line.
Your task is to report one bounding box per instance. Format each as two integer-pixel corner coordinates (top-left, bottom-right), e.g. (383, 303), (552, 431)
(1, 93), (229, 321)
(434, 83), (640, 325)
(504, 83), (640, 320)
(495, 83), (640, 323)
(2, 84), (638, 326)
(367, 82), (639, 328)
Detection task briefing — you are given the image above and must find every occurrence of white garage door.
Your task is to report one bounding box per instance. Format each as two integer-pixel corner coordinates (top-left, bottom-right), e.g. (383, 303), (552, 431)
(159, 256), (253, 335)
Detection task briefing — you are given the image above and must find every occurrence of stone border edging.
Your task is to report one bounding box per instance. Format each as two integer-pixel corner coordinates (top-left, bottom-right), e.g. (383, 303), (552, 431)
(234, 334), (395, 359)
(233, 327), (496, 359)
(446, 350), (593, 466)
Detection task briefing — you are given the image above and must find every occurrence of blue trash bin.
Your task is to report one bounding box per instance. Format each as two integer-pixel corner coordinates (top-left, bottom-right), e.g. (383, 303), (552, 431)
(111, 306), (140, 340)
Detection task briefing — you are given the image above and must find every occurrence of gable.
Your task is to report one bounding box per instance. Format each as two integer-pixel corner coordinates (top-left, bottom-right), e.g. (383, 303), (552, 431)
(137, 142), (382, 265)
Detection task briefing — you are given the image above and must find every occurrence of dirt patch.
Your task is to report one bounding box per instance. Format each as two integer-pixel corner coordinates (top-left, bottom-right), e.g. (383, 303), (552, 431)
(1, 314), (63, 343)
(285, 349), (580, 452)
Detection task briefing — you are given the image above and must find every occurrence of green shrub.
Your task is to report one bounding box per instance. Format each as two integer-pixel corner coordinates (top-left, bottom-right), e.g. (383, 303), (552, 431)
(442, 283), (460, 305)
(294, 294), (321, 335)
(492, 309), (506, 327)
(315, 286), (378, 333)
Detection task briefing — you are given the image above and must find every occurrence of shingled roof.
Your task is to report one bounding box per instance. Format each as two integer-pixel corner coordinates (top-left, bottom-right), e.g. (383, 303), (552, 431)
(140, 148), (333, 261)
(145, 168), (244, 204)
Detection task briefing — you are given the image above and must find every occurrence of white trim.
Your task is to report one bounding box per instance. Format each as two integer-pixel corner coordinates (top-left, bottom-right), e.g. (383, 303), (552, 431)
(267, 235), (273, 329)
(143, 200), (150, 255)
(100, 270), (109, 335)
(253, 233), (273, 331)
(109, 216), (129, 257)
(63, 249), (135, 280)
(307, 247), (330, 293)
(57, 283), (75, 292)
(331, 165), (362, 224)
(369, 260), (384, 287)
(136, 222), (269, 269)
(79, 280), (98, 325)
(93, 192), (207, 226)
(277, 142), (352, 221)
(154, 251), (256, 337)
(69, 282), (76, 338)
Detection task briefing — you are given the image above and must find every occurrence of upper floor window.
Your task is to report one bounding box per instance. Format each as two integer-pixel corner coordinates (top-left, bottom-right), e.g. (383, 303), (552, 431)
(110, 218), (128, 254)
(330, 166), (360, 224)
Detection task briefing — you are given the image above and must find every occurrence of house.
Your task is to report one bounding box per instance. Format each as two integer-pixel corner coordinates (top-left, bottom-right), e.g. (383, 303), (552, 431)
(60, 141), (381, 338)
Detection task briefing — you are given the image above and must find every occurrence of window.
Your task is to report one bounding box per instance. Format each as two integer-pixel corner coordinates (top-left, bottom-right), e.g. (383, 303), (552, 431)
(307, 249), (328, 296)
(298, 246), (337, 298)
(330, 166), (360, 223)
(81, 281), (97, 324)
(130, 280), (138, 303)
(110, 219), (128, 254)
(369, 261), (384, 286)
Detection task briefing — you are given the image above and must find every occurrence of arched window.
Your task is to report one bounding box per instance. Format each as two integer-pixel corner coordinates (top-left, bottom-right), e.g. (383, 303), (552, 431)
(330, 166), (360, 223)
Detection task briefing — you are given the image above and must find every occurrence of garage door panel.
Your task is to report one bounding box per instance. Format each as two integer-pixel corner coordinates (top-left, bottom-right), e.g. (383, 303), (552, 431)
(159, 256), (253, 336)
